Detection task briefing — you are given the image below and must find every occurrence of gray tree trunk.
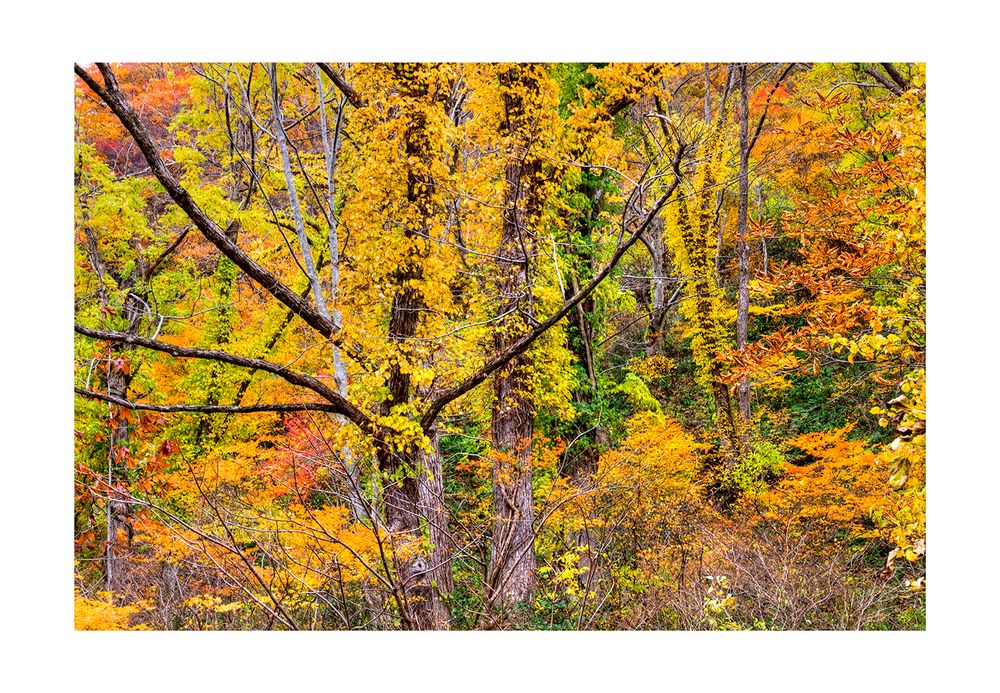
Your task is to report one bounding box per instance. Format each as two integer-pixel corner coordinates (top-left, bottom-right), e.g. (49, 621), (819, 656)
(315, 67), (366, 520)
(267, 63), (330, 322)
(645, 216), (673, 356)
(417, 428), (453, 628)
(736, 65), (752, 433)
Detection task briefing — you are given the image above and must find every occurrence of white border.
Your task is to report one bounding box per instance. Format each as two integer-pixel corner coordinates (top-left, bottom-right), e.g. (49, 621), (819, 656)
(2, 1), (993, 690)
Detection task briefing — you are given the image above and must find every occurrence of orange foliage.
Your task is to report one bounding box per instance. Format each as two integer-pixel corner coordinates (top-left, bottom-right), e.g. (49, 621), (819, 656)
(759, 426), (887, 533)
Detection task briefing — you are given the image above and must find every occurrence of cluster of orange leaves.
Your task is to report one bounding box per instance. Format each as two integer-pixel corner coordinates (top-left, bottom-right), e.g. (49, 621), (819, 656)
(758, 425), (887, 533)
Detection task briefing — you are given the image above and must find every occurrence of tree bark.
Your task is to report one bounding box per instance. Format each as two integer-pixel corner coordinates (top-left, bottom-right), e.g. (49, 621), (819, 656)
(735, 65), (752, 434)
(487, 65), (544, 613)
(417, 428), (453, 627)
(373, 64), (453, 630)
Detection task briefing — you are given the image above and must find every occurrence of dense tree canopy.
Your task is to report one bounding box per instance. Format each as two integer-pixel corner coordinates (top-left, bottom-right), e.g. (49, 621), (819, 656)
(73, 61), (925, 630)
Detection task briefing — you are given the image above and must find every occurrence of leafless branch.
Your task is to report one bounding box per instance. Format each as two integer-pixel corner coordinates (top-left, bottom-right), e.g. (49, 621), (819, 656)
(75, 387), (341, 415)
(74, 323), (370, 428)
(316, 63), (363, 108)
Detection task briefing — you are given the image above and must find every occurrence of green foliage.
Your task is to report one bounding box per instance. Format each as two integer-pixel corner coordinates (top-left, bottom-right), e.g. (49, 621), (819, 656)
(766, 364), (891, 444)
(617, 372), (661, 413)
(725, 441), (785, 494)
(550, 62), (599, 116)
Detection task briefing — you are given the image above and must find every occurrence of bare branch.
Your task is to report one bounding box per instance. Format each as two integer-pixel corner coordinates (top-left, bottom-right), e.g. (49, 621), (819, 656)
(74, 323), (371, 429)
(861, 64), (904, 97)
(316, 63), (363, 108)
(75, 387), (339, 415)
(879, 62), (911, 93)
(144, 226), (191, 280)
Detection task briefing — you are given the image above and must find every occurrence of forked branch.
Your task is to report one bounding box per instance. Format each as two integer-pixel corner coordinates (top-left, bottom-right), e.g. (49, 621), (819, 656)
(316, 63), (363, 108)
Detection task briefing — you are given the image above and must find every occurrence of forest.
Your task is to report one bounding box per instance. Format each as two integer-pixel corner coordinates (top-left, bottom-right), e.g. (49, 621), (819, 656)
(73, 61), (925, 631)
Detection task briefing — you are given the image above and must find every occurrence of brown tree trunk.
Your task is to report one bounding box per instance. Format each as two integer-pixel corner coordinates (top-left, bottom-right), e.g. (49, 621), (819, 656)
(373, 65), (453, 630)
(488, 348), (538, 611)
(487, 65), (544, 614)
(487, 161), (539, 611)
(417, 429), (453, 620)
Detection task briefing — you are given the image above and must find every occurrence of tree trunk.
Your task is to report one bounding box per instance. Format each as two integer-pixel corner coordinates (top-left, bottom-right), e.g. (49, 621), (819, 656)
(487, 161), (539, 611)
(488, 347), (538, 611)
(417, 428), (453, 627)
(104, 272), (147, 594)
(704, 63), (712, 125)
(376, 441), (438, 629)
(267, 63), (330, 321)
(486, 65), (545, 613)
(373, 64), (453, 630)
(645, 216), (671, 356)
(735, 65), (752, 436)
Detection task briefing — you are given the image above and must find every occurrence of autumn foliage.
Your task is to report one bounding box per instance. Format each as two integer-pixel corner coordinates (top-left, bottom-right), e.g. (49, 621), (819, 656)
(74, 62), (925, 630)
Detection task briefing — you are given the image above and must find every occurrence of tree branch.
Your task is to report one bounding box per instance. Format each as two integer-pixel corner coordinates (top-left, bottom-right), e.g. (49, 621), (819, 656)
(75, 387), (340, 415)
(879, 62), (911, 93)
(74, 324), (371, 429)
(420, 142), (687, 429)
(144, 227), (191, 280)
(316, 63), (363, 108)
(747, 62), (796, 155)
(74, 63), (339, 339)
(862, 64), (904, 97)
